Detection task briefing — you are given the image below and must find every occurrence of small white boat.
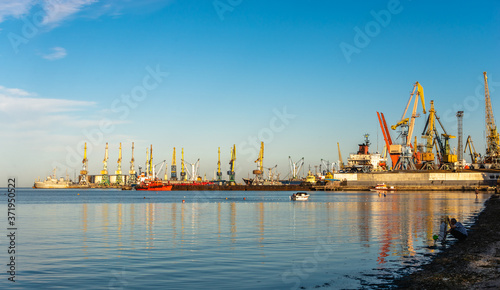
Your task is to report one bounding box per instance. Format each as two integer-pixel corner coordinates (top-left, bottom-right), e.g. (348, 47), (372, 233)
(370, 183), (396, 191)
(291, 192), (309, 201)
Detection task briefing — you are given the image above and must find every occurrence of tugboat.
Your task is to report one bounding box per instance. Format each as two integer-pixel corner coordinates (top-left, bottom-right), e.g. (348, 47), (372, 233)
(369, 183), (396, 191)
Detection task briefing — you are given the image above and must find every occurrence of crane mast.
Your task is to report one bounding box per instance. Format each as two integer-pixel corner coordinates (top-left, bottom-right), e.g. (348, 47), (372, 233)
(420, 100), (436, 170)
(252, 142), (264, 184)
(484, 71), (500, 165)
(171, 147), (177, 180)
(149, 144), (153, 177)
(465, 135), (480, 165)
(79, 142), (89, 185)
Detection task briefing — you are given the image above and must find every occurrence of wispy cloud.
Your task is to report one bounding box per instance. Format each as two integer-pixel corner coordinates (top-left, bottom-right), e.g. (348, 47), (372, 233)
(0, 0), (33, 22)
(42, 46), (67, 60)
(0, 92), (94, 113)
(41, 0), (98, 26)
(0, 85), (34, 97)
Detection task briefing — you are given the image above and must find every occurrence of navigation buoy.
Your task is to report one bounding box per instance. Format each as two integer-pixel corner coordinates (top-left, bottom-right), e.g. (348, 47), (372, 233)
(182, 200), (185, 203)
(243, 197), (246, 200)
(144, 197), (146, 199)
(226, 197), (228, 199)
(77, 193), (80, 195)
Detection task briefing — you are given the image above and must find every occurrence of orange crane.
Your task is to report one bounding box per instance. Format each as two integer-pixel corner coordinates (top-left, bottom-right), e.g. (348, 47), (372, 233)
(377, 112), (399, 168)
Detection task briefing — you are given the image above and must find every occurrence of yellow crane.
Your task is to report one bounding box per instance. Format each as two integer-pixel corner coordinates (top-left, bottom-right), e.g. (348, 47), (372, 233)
(484, 72), (500, 165)
(181, 148), (187, 181)
(465, 135), (481, 165)
(337, 142), (344, 170)
(228, 145), (236, 184)
(216, 147), (222, 181)
(392, 82), (426, 170)
(115, 142), (123, 185)
(128, 142), (137, 185)
(421, 100), (436, 170)
(252, 142), (264, 184)
(79, 142), (88, 185)
(100, 142), (110, 185)
(171, 147), (177, 180)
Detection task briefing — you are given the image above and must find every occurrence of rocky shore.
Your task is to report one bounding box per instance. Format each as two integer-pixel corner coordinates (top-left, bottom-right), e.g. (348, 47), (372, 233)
(395, 193), (500, 289)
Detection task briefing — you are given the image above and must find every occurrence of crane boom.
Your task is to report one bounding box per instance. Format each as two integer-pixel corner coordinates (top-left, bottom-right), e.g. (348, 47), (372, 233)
(337, 142), (344, 170)
(465, 135), (480, 164)
(484, 72), (500, 163)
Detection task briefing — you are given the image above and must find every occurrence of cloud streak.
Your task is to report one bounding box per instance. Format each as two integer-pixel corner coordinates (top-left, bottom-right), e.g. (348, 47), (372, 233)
(42, 46), (67, 60)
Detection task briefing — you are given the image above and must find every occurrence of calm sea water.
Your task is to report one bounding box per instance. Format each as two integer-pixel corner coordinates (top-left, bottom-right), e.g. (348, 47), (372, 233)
(0, 188), (489, 289)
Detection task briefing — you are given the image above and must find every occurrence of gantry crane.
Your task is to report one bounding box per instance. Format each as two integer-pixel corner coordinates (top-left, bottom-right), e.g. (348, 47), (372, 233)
(483, 72), (500, 166)
(171, 147), (177, 180)
(79, 142), (89, 185)
(337, 142), (345, 171)
(216, 147), (222, 181)
(228, 145), (236, 185)
(100, 142), (110, 185)
(392, 82), (426, 170)
(115, 143), (123, 185)
(420, 100), (436, 170)
(465, 135), (481, 166)
(127, 142), (137, 185)
(253, 142), (264, 184)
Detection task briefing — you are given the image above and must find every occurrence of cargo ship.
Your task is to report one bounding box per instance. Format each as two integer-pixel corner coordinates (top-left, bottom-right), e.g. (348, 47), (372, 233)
(135, 180), (172, 191)
(33, 169), (73, 189)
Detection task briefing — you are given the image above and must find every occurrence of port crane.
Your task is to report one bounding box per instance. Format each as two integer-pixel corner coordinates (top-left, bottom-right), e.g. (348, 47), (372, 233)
(148, 144), (153, 177)
(435, 114), (457, 170)
(180, 148), (187, 181)
(289, 157), (304, 179)
(127, 142), (137, 185)
(337, 142), (345, 171)
(171, 147), (177, 180)
(391, 82), (426, 170)
(227, 145), (236, 185)
(252, 142), (264, 184)
(216, 147), (222, 181)
(183, 158), (200, 181)
(465, 135), (481, 165)
(100, 142), (110, 185)
(115, 143), (123, 185)
(377, 112), (399, 168)
(79, 142), (89, 185)
(483, 72), (500, 166)
(420, 100), (437, 170)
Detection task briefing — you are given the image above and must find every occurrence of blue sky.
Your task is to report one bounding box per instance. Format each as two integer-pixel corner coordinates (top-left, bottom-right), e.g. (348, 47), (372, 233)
(1, 0), (499, 186)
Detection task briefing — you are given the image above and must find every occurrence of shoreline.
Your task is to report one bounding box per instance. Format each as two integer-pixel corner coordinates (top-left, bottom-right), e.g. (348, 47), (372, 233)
(395, 193), (500, 289)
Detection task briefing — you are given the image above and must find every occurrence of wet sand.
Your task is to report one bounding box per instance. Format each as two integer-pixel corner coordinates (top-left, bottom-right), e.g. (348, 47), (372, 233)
(396, 193), (500, 289)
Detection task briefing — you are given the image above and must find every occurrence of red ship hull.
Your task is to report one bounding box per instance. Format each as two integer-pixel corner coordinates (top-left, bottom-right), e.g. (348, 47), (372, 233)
(135, 180), (173, 191)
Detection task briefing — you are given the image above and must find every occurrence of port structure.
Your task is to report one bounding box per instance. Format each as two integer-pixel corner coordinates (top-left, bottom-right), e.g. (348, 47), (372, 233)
(115, 143), (123, 185)
(483, 72), (500, 166)
(79, 142), (89, 185)
(171, 147), (177, 180)
(289, 157), (304, 180)
(321, 159), (335, 175)
(100, 142), (110, 185)
(216, 147), (223, 181)
(435, 112), (457, 170)
(128, 142), (137, 185)
(148, 144), (153, 177)
(391, 82), (426, 170)
(252, 142), (264, 185)
(227, 145), (236, 185)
